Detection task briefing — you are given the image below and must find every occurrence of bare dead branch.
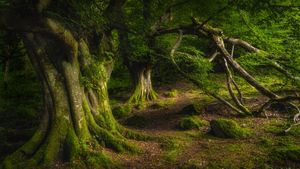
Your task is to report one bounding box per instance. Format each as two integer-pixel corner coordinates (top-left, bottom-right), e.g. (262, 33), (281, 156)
(169, 30), (244, 115)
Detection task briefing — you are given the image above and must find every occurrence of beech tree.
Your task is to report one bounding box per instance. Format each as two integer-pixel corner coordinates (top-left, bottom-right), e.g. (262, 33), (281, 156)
(0, 1), (144, 168)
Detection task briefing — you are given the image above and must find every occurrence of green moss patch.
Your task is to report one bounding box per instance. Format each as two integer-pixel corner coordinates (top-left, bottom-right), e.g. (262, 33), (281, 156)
(210, 118), (251, 139)
(160, 138), (187, 163)
(112, 104), (132, 119)
(178, 116), (208, 130)
(150, 99), (176, 109)
(272, 144), (300, 162)
(164, 89), (178, 98)
(263, 120), (300, 136)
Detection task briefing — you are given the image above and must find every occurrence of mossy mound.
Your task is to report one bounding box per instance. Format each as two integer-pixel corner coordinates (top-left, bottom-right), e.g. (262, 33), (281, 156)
(210, 118), (250, 139)
(180, 104), (202, 115)
(112, 104), (132, 119)
(264, 120), (300, 136)
(164, 89), (178, 98)
(272, 144), (300, 162)
(151, 99), (175, 109)
(178, 116), (208, 130)
(125, 115), (147, 128)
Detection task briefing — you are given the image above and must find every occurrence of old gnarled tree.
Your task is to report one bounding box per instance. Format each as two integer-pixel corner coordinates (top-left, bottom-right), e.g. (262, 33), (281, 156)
(0, 1), (145, 168)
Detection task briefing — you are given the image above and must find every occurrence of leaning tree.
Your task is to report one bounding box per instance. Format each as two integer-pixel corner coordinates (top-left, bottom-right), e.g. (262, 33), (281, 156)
(0, 0), (145, 168)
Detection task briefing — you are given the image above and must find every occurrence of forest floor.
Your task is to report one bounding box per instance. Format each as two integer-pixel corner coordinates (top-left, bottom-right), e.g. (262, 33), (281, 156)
(1, 82), (300, 168)
(107, 82), (300, 169)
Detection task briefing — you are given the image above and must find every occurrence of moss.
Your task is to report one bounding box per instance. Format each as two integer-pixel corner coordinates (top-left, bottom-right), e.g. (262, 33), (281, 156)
(164, 89), (178, 98)
(160, 138), (184, 162)
(151, 99), (175, 109)
(180, 104), (202, 115)
(263, 120), (300, 136)
(65, 129), (81, 161)
(112, 104), (132, 119)
(272, 144), (300, 162)
(258, 137), (273, 146)
(178, 116), (208, 130)
(180, 161), (203, 169)
(124, 115), (148, 128)
(70, 145), (121, 169)
(210, 118), (251, 139)
(117, 126), (154, 141)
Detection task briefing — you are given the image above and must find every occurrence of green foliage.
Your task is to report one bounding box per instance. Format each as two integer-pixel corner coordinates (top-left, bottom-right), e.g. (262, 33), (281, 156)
(112, 104), (132, 119)
(210, 118), (251, 139)
(0, 38), (41, 123)
(178, 116), (208, 130)
(47, 0), (109, 32)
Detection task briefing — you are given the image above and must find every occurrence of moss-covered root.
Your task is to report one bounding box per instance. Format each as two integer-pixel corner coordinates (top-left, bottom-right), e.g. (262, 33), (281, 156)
(88, 119), (139, 154)
(128, 86), (158, 105)
(210, 118), (251, 139)
(1, 128), (121, 169)
(117, 125), (157, 141)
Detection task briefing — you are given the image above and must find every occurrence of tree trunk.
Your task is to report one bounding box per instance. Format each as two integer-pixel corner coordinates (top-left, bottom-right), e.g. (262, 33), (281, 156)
(129, 65), (158, 104)
(2, 30), (138, 168)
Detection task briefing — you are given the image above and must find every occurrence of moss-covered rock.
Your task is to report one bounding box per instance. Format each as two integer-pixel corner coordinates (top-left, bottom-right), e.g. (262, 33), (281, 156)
(180, 104), (202, 115)
(112, 104), (132, 119)
(210, 118), (250, 139)
(178, 116), (208, 130)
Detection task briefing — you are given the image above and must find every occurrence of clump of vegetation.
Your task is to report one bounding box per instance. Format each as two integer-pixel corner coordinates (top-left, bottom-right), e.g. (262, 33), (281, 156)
(125, 115), (148, 128)
(210, 118), (251, 139)
(272, 144), (300, 163)
(264, 120), (300, 136)
(151, 99), (175, 109)
(258, 137), (273, 146)
(160, 138), (186, 162)
(112, 104), (132, 119)
(180, 104), (202, 115)
(178, 116), (208, 130)
(164, 89), (178, 98)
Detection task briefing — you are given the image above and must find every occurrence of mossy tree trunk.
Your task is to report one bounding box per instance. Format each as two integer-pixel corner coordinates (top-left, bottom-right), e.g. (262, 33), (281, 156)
(116, 0), (158, 105)
(128, 64), (158, 104)
(1, 17), (139, 169)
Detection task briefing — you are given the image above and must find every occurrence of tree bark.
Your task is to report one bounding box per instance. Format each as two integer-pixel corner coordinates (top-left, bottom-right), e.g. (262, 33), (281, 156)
(128, 65), (158, 104)
(117, 5), (158, 105)
(2, 27), (138, 169)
